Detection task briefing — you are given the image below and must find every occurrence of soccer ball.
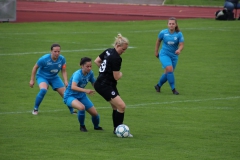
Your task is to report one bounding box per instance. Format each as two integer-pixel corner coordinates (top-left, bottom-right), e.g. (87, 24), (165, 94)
(115, 124), (130, 138)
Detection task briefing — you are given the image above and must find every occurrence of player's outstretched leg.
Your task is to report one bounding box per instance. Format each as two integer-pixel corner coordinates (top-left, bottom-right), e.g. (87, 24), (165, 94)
(78, 110), (88, 132)
(32, 89), (47, 115)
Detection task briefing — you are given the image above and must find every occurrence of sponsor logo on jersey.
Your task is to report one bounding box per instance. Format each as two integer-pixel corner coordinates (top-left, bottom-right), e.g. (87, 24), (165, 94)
(50, 69), (58, 73)
(167, 41), (175, 45)
(47, 62), (52, 65)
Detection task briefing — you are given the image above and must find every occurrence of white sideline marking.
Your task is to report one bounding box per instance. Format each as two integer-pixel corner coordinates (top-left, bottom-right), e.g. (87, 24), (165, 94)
(0, 47), (135, 56)
(1, 27), (239, 36)
(0, 96), (239, 115)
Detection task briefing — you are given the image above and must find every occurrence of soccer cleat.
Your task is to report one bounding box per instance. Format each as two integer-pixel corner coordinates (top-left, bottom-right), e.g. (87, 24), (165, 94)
(154, 85), (160, 92)
(172, 89), (179, 95)
(80, 125), (88, 132)
(32, 109), (38, 115)
(128, 133), (133, 138)
(94, 126), (103, 130)
(113, 128), (116, 134)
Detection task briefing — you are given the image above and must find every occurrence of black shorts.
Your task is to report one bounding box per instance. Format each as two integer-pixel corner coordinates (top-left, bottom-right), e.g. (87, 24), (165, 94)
(94, 81), (119, 101)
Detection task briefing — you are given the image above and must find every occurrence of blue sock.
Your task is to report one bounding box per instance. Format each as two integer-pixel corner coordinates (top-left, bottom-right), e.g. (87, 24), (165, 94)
(167, 72), (175, 90)
(78, 110), (85, 126)
(34, 89), (47, 110)
(158, 73), (167, 87)
(92, 114), (100, 128)
(68, 106), (74, 114)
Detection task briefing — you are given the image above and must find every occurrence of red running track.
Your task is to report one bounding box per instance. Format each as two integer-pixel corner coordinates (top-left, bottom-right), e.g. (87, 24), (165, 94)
(16, 1), (222, 22)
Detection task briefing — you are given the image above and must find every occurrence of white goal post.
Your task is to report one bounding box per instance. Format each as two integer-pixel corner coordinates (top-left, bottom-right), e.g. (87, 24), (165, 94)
(0, 0), (17, 22)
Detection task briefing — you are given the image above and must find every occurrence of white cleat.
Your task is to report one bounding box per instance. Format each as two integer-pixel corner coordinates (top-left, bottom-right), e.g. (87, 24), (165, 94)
(128, 133), (133, 138)
(32, 110), (38, 115)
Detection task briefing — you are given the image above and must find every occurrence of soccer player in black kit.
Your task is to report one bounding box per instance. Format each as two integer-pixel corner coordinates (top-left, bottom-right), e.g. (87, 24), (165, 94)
(94, 33), (133, 137)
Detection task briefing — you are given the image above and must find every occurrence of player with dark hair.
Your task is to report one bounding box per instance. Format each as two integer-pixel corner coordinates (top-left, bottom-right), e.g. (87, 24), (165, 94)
(29, 43), (72, 115)
(64, 57), (103, 132)
(154, 17), (184, 95)
(94, 33), (133, 137)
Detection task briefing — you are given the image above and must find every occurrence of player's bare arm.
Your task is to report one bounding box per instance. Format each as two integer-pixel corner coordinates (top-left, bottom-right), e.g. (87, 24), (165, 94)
(175, 42), (184, 55)
(71, 82), (95, 95)
(94, 56), (102, 67)
(155, 38), (161, 58)
(113, 71), (122, 81)
(29, 64), (39, 88)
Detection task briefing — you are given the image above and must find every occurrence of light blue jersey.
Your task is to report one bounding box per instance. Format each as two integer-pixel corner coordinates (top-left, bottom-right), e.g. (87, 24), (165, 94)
(158, 29), (184, 57)
(36, 54), (66, 79)
(64, 69), (95, 99)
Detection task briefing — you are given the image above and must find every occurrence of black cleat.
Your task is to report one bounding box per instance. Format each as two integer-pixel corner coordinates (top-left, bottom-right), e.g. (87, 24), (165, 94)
(172, 89), (179, 95)
(94, 127), (103, 130)
(154, 85), (160, 92)
(71, 110), (77, 114)
(80, 125), (88, 132)
(113, 127), (116, 134)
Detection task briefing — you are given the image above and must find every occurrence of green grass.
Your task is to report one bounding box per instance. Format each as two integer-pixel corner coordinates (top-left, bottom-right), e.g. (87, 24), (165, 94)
(27, 0), (224, 6)
(165, 0), (223, 6)
(0, 19), (240, 160)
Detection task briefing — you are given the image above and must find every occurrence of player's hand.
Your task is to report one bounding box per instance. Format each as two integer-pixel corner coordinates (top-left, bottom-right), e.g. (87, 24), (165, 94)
(86, 89), (95, 95)
(175, 50), (181, 55)
(155, 53), (159, 58)
(64, 81), (68, 87)
(29, 80), (34, 88)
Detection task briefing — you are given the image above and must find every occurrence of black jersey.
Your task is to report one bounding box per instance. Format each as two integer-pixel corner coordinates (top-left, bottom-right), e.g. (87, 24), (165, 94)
(96, 48), (122, 85)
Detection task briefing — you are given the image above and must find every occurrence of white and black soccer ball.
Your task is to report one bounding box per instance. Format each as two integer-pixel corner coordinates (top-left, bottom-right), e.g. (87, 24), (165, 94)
(115, 124), (130, 138)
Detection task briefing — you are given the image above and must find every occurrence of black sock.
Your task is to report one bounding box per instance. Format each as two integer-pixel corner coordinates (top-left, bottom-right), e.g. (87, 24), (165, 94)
(115, 111), (125, 127)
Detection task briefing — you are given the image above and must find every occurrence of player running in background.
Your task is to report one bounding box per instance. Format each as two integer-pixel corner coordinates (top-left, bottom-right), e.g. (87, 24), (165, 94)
(94, 33), (133, 137)
(63, 57), (103, 132)
(154, 17), (184, 95)
(29, 43), (75, 115)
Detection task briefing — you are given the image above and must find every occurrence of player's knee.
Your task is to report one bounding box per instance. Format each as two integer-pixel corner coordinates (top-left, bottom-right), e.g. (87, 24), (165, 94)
(165, 67), (173, 72)
(78, 104), (85, 111)
(117, 103), (126, 112)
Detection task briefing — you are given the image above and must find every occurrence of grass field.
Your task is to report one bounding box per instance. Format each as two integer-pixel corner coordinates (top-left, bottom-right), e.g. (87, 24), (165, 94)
(0, 18), (240, 160)
(36, 0), (224, 6)
(165, 0), (223, 6)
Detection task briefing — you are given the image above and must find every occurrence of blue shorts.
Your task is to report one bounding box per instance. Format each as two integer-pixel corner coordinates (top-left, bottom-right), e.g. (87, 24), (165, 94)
(159, 54), (178, 69)
(64, 94), (93, 110)
(36, 76), (64, 91)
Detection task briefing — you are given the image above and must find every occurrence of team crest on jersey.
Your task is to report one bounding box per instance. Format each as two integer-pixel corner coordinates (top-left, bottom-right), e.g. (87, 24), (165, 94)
(174, 37), (178, 40)
(111, 91), (115, 95)
(58, 64), (61, 68)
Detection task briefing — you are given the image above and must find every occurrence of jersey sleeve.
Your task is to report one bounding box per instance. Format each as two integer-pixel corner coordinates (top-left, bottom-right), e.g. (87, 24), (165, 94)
(61, 56), (66, 69)
(72, 72), (80, 84)
(178, 32), (184, 42)
(111, 56), (122, 71)
(158, 30), (164, 40)
(99, 49), (108, 60)
(36, 56), (45, 68)
(89, 71), (96, 84)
